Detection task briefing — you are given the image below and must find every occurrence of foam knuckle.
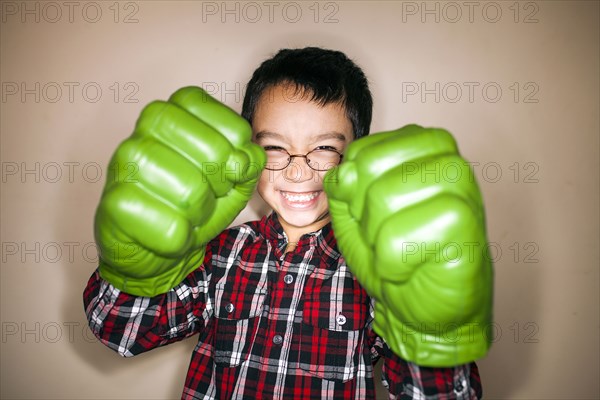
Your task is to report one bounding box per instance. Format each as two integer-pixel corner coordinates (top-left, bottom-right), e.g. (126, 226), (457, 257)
(135, 101), (170, 138)
(180, 178), (216, 224)
(169, 86), (252, 146)
(330, 162), (357, 202)
(224, 149), (250, 183)
(104, 185), (190, 256)
(242, 145), (266, 181)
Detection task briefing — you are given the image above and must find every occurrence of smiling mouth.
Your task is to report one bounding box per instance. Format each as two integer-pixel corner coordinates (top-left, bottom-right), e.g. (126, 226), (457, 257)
(280, 191), (320, 202)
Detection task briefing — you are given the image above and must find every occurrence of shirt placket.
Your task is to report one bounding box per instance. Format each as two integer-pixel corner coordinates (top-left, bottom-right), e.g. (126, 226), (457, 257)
(265, 237), (316, 400)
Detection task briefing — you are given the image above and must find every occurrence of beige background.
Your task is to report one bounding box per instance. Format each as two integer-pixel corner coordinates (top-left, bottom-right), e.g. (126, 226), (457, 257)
(1, 1), (598, 398)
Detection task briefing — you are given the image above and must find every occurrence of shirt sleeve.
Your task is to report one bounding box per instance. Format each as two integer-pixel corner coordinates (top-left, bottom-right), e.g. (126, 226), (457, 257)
(82, 248), (213, 357)
(370, 333), (483, 400)
(365, 298), (482, 400)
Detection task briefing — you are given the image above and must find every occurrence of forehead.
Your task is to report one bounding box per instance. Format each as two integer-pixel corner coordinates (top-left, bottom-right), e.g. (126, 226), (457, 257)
(252, 84), (353, 144)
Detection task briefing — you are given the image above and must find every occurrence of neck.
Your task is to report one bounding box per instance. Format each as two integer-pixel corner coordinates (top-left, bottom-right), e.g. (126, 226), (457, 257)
(279, 212), (330, 244)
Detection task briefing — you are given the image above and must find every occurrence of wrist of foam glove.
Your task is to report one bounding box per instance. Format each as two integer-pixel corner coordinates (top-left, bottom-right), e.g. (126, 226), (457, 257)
(97, 246), (206, 297)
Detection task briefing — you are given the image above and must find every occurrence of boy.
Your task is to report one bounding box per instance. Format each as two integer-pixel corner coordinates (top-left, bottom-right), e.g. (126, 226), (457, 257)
(85, 47), (490, 399)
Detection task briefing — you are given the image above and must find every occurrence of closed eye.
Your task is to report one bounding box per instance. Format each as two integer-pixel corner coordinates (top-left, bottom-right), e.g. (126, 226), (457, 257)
(314, 145), (339, 152)
(263, 145), (286, 151)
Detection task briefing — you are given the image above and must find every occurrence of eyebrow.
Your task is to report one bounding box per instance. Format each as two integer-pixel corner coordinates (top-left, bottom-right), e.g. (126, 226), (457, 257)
(254, 131), (284, 141)
(254, 130), (347, 142)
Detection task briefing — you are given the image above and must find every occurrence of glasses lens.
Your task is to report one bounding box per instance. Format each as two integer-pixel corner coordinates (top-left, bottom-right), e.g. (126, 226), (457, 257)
(265, 148), (290, 170)
(306, 149), (341, 171)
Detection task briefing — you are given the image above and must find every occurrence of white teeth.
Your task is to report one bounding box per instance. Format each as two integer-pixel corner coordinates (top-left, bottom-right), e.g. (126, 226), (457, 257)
(281, 191), (318, 202)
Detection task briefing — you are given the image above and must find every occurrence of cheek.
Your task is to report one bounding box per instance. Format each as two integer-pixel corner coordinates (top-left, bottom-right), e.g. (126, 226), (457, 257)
(257, 169), (276, 195)
(320, 190), (331, 209)
(313, 171), (327, 188)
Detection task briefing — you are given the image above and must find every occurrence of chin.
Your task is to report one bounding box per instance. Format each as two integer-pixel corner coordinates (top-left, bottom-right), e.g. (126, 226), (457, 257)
(278, 208), (328, 230)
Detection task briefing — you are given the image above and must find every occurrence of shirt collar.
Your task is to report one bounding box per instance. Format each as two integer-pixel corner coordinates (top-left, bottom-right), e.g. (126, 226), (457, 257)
(258, 212), (341, 265)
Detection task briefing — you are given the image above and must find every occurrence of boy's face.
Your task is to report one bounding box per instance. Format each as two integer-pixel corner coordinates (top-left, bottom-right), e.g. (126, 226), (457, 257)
(252, 84), (354, 240)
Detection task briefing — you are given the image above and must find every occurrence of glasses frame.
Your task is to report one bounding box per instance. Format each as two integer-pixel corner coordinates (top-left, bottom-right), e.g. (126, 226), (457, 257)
(263, 148), (344, 171)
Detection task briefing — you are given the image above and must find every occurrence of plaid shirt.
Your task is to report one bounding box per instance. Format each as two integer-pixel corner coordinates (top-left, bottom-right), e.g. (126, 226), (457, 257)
(84, 213), (482, 399)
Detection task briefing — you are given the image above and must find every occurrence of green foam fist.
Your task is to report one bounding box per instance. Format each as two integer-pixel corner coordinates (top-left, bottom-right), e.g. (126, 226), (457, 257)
(324, 125), (493, 367)
(95, 87), (265, 296)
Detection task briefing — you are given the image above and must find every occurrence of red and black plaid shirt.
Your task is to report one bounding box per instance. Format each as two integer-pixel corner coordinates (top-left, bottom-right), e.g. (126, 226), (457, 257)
(84, 213), (482, 399)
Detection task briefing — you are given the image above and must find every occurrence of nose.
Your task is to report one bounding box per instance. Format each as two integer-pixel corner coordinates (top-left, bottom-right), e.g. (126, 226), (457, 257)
(283, 157), (314, 183)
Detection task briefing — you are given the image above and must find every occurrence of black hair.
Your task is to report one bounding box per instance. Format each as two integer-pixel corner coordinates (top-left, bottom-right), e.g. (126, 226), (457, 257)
(242, 47), (373, 139)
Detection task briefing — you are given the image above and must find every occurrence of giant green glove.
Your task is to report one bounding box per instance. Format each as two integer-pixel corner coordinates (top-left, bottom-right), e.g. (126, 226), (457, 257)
(95, 87), (265, 297)
(324, 125), (493, 367)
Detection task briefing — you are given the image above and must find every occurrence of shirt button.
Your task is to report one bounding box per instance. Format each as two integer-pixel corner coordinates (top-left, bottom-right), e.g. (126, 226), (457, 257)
(336, 314), (347, 326)
(454, 379), (466, 393)
(272, 334), (283, 345)
(283, 274), (294, 284)
(225, 303), (234, 313)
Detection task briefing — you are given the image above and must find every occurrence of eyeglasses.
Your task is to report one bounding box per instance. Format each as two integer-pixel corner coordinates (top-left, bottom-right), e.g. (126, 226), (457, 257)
(263, 146), (343, 171)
